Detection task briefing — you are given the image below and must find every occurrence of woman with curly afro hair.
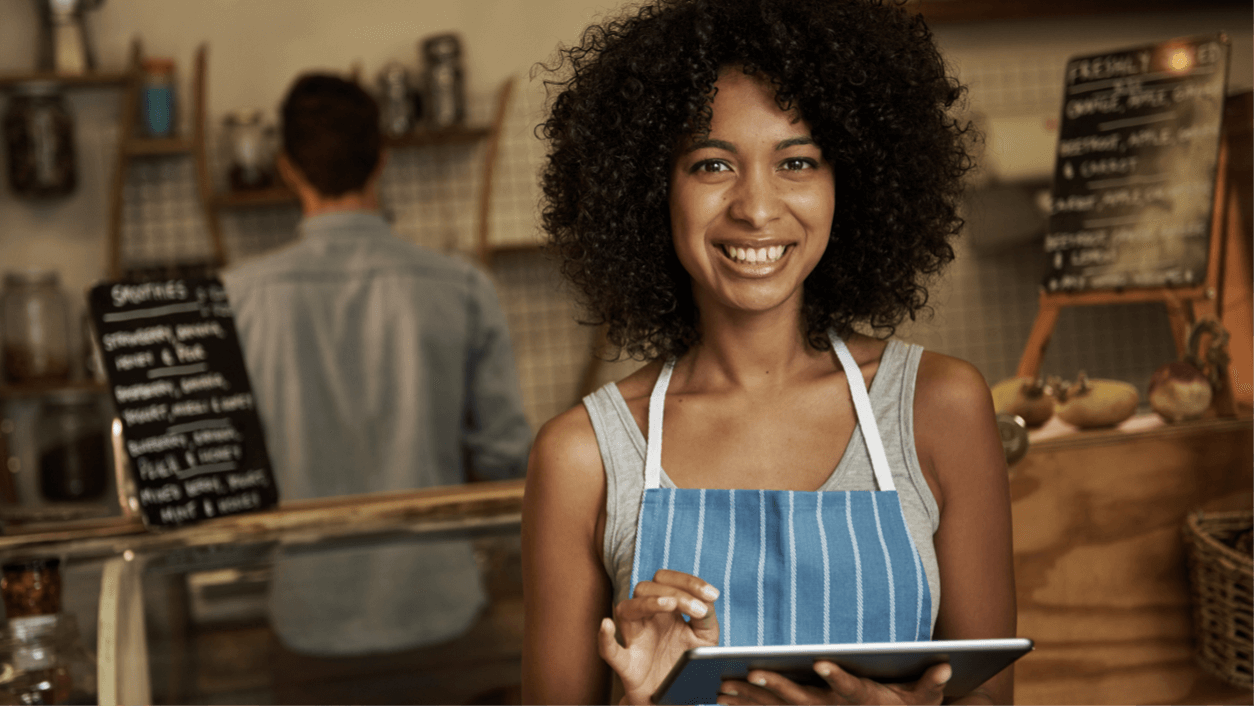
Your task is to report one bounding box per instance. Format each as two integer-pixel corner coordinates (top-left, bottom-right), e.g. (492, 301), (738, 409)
(522, 0), (1016, 704)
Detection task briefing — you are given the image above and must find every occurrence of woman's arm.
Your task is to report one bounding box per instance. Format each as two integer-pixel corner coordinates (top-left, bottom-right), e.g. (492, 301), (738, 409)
(521, 406), (615, 704)
(914, 353), (1017, 705)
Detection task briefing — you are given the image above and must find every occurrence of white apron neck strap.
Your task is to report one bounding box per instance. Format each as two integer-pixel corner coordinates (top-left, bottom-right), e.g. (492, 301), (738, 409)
(830, 333), (896, 492)
(644, 358), (675, 490)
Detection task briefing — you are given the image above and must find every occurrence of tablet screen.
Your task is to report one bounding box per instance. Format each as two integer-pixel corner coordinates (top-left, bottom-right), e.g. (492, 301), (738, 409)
(653, 638), (1033, 705)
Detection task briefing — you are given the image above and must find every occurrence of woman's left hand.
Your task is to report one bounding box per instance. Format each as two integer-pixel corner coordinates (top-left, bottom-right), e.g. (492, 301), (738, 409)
(716, 661), (952, 706)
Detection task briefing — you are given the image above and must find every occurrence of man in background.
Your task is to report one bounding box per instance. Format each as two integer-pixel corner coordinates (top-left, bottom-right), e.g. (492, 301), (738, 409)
(222, 73), (531, 698)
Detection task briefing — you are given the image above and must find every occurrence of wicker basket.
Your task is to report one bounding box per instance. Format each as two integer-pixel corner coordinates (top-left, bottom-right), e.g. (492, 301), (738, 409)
(1183, 508), (1254, 689)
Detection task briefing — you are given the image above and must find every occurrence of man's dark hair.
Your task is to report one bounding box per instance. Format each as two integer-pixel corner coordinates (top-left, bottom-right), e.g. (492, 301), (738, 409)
(281, 73), (381, 197)
(539, 0), (975, 360)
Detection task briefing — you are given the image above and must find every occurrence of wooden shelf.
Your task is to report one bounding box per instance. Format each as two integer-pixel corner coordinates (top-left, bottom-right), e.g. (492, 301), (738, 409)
(0, 380), (108, 401)
(211, 186), (297, 209)
(210, 125), (494, 210)
(0, 71), (130, 89)
(1025, 410), (1253, 450)
(384, 125), (491, 149)
(123, 136), (194, 157)
(487, 241), (544, 259)
(909, 0), (1251, 23)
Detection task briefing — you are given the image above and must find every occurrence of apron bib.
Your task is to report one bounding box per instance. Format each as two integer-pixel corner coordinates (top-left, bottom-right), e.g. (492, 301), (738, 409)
(629, 333), (932, 646)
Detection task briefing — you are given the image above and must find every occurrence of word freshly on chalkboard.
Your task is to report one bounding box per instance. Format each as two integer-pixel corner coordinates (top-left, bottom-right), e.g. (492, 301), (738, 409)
(1045, 34), (1229, 292)
(88, 278), (277, 528)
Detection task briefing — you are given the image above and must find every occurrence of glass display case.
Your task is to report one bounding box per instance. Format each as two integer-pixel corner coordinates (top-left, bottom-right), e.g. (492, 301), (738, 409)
(0, 479), (525, 705)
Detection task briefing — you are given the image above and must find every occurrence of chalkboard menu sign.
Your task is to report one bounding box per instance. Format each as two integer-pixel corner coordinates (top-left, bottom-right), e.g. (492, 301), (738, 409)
(88, 278), (277, 528)
(1045, 34), (1230, 292)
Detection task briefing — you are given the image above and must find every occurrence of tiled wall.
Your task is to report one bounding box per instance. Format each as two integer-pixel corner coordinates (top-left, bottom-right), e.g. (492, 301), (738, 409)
(114, 50), (1218, 433)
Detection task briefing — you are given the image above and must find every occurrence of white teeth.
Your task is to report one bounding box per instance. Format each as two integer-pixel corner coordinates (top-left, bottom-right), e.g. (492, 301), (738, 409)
(723, 244), (787, 264)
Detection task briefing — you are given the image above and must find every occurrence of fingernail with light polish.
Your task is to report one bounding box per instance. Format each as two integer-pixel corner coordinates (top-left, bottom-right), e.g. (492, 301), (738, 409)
(688, 601), (707, 617)
(702, 584), (720, 601)
(751, 676), (766, 687)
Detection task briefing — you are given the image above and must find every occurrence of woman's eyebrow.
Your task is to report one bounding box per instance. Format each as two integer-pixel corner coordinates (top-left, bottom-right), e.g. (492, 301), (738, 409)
(683, 137), (737, 154)
(776, 136), (817, 149)
(682, 135), (816, 154)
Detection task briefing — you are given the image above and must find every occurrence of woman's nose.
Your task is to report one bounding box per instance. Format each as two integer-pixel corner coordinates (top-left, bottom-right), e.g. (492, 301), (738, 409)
(727, 169), (780, 228)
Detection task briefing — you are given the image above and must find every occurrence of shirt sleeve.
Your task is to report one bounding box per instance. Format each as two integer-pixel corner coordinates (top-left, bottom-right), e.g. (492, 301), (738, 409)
(461, 268), (532, 481)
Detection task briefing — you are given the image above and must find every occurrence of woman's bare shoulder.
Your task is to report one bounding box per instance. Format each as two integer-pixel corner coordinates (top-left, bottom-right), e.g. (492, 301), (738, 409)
(915, 349), (994, 414)
(529, 403), (604, 488)
(913, 349), (1004, 494)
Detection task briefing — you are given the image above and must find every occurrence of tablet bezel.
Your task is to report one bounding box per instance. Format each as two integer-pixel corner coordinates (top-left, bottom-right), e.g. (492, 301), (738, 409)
(652, 638), (1034, 705)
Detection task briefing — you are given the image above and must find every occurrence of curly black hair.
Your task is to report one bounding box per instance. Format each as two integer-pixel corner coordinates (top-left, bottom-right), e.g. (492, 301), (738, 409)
(539, 0), (974, 361)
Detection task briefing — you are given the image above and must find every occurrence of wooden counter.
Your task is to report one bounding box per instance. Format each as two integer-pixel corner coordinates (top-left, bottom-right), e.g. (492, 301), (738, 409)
(0, 478), (526, 564)
(1010, 415), (1253, 705)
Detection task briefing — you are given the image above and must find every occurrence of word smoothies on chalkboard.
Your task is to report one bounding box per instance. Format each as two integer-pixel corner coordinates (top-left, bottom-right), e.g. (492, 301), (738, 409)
(88, 279), (277, 528)
(1045, 34), (1230, 292)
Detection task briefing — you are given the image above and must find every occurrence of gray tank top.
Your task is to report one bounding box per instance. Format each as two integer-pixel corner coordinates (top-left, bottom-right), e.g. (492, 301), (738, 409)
(583, 339), (941, 634)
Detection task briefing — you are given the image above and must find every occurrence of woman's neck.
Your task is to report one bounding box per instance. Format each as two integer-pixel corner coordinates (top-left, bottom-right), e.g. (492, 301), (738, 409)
(680, 301), (830, 392)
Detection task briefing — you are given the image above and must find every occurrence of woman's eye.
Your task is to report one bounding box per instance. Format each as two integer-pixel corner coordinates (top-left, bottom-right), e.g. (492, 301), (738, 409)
(691, 159), (731, 174)
(780, 157), (817, 171)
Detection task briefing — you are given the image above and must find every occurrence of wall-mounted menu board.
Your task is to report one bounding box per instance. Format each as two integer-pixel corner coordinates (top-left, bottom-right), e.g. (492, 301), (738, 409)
(1044, 34), (1229, 292)
(88, 278), (277, 528)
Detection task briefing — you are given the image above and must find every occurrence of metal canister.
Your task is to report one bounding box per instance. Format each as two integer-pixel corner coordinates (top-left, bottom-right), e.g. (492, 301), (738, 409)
(996, 413), (1029, 467)
(421, 34), (465, 129)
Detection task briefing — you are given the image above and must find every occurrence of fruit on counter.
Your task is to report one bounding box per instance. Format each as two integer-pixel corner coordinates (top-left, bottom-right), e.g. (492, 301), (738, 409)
(1148, 361), (1213, 423)
(1053, 371), (1139, 429)
(990, 376), (1054, 428)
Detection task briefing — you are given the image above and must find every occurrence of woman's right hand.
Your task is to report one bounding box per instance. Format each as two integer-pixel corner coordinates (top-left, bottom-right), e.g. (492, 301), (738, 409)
(598, 569), (722, 705)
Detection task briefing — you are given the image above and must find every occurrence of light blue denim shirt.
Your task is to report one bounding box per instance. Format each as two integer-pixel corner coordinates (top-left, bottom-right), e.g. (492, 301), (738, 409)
(223, 211), (531, 655)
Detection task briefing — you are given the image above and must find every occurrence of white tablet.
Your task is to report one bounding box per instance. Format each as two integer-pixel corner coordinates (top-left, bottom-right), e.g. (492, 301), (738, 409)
(653, 638), (1034, 705)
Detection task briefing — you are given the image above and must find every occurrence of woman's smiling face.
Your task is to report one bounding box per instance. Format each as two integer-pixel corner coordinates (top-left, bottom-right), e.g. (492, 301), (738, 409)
(669, 68), (835, 320)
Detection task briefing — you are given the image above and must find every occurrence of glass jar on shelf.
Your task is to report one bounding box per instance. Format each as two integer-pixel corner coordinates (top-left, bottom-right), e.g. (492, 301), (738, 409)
(0, 558), (70, 704)
(139, 57), (176, 138)
(1, 270), (72, 385)
(222, 109), (275, 191)
(0, 557), (96, 705)
(36, 391), (109, 503)
(2, 82), (77, 199)
(377, 61), (416, 138)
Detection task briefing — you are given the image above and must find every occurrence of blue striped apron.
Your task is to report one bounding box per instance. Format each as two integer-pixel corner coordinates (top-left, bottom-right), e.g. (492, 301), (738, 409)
(629, 333), (932, 647)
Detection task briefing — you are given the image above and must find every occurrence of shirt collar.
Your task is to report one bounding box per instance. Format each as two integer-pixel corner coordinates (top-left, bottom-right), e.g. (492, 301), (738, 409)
(298, 210), (391, 239)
